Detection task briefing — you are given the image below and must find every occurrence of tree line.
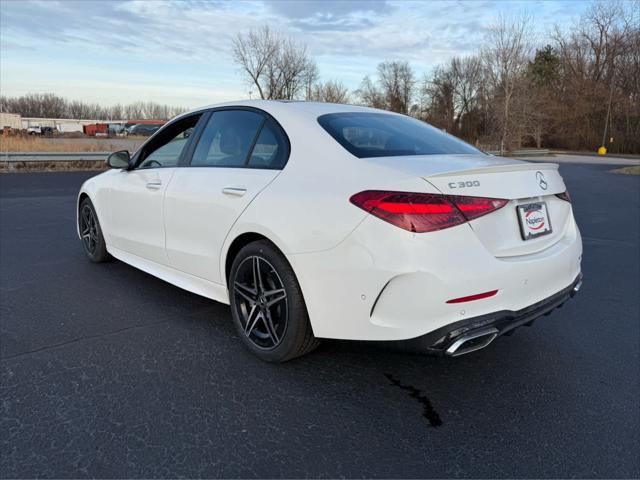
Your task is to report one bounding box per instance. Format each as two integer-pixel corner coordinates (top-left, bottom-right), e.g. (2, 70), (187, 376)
(0, 93), (186, 121)
(2, 0), (637, 152)
(233, 1), (638, 153)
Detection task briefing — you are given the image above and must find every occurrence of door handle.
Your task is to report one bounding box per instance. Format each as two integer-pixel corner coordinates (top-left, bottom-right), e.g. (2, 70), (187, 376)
(146, 181), (162, 190)
(222, 186), (247, 196)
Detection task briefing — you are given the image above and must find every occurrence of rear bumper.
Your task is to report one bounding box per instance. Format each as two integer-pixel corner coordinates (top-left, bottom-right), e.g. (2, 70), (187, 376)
(289, 211), (583, 341)
(412, 272), (583, 356)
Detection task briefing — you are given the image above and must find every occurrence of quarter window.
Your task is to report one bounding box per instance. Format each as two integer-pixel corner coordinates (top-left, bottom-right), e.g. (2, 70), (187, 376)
(248, 121), (287, 169)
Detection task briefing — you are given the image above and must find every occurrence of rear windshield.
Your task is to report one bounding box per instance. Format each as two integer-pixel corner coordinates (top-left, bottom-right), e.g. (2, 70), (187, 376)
(317, 112), (481, 158)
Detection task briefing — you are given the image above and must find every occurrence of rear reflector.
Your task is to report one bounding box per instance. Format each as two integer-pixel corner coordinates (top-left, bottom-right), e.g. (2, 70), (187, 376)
(446, 290), (499, 304)
(350, 191), (508, 233)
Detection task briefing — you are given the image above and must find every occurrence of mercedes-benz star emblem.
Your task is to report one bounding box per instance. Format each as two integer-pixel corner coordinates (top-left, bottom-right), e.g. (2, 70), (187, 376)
(536, 171), (548, 190)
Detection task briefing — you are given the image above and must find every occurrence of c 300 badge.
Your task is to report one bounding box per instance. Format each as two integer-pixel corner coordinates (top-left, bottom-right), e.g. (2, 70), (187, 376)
(448, 180), (480, 189)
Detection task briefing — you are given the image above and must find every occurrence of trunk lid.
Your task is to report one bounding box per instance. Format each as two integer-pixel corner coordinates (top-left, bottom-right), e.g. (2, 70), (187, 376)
(424, 161), (565, 199)
(422, 160), (570, 257)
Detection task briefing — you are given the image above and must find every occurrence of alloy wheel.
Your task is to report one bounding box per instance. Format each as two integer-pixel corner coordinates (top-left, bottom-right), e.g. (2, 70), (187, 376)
(80, 204), (99, 255)
(233, 255), (288, 349)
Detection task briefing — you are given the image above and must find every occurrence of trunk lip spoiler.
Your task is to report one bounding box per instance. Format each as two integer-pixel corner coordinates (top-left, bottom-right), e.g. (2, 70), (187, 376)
(424, 162), (559, 178)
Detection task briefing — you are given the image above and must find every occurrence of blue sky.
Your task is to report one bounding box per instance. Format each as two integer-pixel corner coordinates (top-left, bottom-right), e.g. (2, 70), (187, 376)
(1, 0), (591, 108)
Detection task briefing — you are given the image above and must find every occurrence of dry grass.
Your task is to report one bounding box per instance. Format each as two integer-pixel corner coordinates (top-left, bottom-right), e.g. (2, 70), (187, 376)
(610, 165), (640, 175)
(0, 160), (108, 173)
(0, 135), (145, 172)
(0, 135), (137, 153)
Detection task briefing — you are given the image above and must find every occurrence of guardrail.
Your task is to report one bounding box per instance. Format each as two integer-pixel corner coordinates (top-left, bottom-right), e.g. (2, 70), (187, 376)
(486, 149), (551, 156)
(1, 152), (110, 163)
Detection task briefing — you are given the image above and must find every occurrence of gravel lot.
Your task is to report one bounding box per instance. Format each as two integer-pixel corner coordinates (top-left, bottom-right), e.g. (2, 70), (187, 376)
(1, 164), (638, 478)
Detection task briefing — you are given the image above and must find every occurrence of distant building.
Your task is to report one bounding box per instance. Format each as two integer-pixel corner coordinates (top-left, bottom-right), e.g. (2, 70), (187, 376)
(0, 112), (22, 129)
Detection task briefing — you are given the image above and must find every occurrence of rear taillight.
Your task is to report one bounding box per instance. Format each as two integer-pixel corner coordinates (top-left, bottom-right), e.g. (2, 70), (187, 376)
(448, 195), (509, 221)
(350, 190), (508, 233)
(556, 191), (571, 202)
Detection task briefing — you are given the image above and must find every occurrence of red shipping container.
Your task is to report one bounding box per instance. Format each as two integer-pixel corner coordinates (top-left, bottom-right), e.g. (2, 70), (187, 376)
(95, 123), (109, 136)
(83, 124), (97, 136)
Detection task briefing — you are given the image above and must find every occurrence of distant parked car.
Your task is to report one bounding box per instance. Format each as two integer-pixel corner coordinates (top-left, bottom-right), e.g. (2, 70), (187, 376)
(27, 126), (42, 135)
(41, 126), (56, 136)
(127, 124), (162, 136)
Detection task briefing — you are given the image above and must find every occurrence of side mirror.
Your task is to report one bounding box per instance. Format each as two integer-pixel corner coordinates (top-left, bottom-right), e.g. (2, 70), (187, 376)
(107, 150), (131, 169)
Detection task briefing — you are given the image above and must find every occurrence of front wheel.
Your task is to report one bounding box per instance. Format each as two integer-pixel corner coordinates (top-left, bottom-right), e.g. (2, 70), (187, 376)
(78, 198), (111, 262)
(229, 240), (319, 362)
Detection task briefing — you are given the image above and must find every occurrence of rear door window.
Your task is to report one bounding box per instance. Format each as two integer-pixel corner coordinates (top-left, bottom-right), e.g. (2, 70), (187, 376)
(191, 110), (264, 168)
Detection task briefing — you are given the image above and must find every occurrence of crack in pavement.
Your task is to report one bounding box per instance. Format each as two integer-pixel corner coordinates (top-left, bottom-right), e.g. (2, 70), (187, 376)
(385, 373), (443, 427)
(1, 319), (174, 361)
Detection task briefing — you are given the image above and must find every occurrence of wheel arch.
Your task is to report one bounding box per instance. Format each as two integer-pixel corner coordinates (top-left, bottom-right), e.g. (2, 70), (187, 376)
(76, 192), (91, 239)
(223, 230), (320, 343)
(224, 232), (275, 284)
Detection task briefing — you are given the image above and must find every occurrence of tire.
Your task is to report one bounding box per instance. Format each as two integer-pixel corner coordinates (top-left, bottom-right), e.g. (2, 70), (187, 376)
(78, 198), (111, 263)
(229, 240), (319, 362)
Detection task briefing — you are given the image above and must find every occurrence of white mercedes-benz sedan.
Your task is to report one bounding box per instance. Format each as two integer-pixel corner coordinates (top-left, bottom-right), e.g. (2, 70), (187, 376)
(77, 100), (582, 362)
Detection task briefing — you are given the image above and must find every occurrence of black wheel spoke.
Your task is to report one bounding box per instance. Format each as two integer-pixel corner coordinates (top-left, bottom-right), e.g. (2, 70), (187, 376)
(252, 256), (264, 291)
(234, 281), (257, 304)
(264, 288), (286, 307)
(262, 309), (280, 345)
(244, 305), (261, 336)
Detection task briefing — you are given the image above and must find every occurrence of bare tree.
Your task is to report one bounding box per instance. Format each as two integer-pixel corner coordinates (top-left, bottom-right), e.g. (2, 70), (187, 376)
(232, 25), (279, 100)
(232, 26), (317, 100)
(357, 61), (416, 113)
(356, 76), (385, 109)
(482, 14), (532, 152)
(420, 67), (455, 129)
(419, 55), (483, 138)
(303, 62), (320, 100)
(450, 56), (483, 130)
(309, 80), (350, 103)
(377, 61), (415, 114)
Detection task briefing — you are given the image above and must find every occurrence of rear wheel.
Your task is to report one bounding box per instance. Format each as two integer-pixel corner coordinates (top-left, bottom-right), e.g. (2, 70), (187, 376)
(229, 240), (319, 362)
(78, 198), (110, 262)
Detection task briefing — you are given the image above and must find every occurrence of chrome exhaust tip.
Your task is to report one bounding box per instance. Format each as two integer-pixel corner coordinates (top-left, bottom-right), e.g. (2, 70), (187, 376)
(571, 274), (583, 297)
(445, 327), (499, 357)
(573, 279), (582, 293)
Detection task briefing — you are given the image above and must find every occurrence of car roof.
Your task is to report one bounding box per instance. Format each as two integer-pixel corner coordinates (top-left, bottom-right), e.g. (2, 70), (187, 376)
(178, 100), (389, 122)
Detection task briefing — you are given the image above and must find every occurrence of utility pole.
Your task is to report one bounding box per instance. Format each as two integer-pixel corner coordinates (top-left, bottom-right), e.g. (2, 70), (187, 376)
(601, 80), (614, 148)
(600, 61), (615, 155)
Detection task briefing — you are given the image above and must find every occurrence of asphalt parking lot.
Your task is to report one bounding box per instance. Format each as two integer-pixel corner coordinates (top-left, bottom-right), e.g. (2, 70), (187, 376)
(1, 164), (638, 478)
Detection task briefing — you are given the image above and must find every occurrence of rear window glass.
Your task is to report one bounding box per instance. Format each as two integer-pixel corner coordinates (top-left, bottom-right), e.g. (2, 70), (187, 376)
(317, 112), (481, 158)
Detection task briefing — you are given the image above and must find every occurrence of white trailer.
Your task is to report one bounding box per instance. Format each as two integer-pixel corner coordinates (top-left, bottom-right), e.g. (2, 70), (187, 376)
(58, 123), (84, 133)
